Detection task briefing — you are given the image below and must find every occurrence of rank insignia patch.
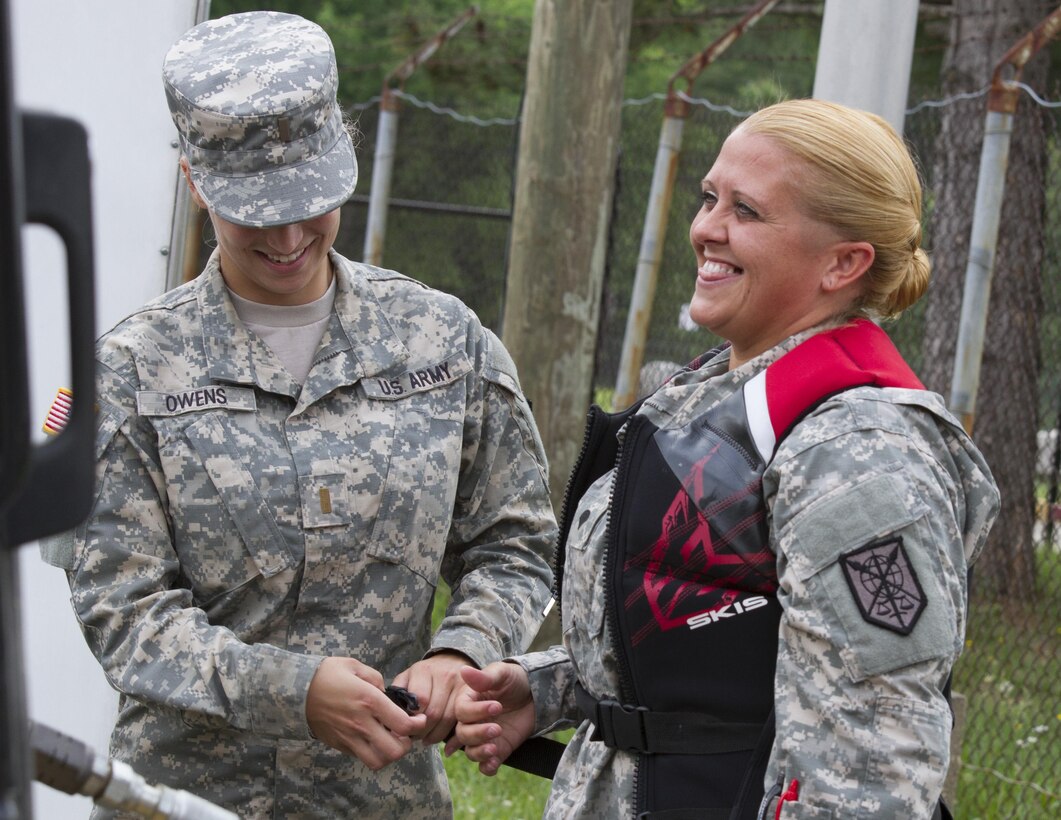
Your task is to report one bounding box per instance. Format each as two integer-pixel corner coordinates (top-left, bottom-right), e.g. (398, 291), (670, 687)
(839, 537), (926, 635)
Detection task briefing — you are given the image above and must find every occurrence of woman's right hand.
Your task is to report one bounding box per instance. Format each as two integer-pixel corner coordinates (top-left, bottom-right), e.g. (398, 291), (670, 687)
(305, 657), (427, 770)
(445, 662), (536, 775)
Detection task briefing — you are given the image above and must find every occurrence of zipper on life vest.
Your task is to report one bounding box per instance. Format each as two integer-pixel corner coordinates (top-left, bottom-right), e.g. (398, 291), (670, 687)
(602, 413), (647, 703)
(552, 404), (617, 617)
(755, 775), (784, 820)
(600, 413), (653, 816)
(699, 416), (763, 472)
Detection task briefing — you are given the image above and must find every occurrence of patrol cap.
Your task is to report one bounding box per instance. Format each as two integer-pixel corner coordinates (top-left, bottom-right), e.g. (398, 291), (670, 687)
(162, 11), (357, 228)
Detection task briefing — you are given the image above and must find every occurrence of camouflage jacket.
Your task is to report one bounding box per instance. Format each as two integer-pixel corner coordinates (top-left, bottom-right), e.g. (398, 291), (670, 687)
(517, 325), (999, 819)
(42, 250), (555, 819)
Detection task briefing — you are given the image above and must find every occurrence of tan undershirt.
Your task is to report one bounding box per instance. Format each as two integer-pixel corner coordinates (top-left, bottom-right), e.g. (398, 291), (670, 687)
(228, 278), (337, 384)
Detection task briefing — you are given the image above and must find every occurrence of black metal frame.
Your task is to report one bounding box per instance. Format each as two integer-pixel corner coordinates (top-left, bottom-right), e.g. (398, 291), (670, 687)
(1, 0), (97, 815)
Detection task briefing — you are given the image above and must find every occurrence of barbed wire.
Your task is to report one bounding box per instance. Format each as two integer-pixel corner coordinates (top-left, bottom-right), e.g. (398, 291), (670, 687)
(906, 82), (1061, 114)
(1018, 81), (1061, 109)
(674, 91), (754, 118)
(346, 82), (1061, 130)
(906, 86), (990, 114)
(392, 91), (519, 126)
(348, 91), (519, 126)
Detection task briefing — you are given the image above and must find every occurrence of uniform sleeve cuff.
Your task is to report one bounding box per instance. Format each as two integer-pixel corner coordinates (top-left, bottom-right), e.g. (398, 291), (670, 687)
(512, 647), (577, 734)
(429, 624), (505, 669)
(243, 646), (323, 740)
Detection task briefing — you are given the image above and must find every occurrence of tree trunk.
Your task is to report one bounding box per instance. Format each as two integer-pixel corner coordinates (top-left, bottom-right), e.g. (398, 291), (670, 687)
(503, 0), (633, 651)
(503, 0), (633, 506)
(921, 0), (1051, 597)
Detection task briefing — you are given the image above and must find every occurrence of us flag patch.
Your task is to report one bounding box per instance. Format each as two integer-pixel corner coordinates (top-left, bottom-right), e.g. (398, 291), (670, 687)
(42, 387), (73, 435)
(839, 537), (926, 635)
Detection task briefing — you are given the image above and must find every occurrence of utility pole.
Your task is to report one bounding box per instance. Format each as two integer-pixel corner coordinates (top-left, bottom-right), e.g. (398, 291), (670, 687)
(502, 0), (633, 507)
(813, 0), (919, 134)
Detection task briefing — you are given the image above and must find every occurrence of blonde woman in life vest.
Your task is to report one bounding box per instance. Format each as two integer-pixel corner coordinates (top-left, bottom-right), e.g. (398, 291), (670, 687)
(450, 99), (1000, 820)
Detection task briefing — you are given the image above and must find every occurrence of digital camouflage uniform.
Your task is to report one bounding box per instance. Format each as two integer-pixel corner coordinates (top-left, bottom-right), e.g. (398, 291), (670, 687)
(515, 325), (999, 820)
(41, 250), (555, 819)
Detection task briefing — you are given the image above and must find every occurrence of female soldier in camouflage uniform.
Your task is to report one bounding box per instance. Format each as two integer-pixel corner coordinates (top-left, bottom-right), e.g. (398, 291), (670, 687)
(41, 11), (554, 819)
(451, 100), (1000, 819)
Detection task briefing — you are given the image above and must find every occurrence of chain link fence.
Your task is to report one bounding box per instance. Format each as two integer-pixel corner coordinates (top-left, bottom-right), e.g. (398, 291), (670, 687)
(331, 76), (1060, 820)
(334, 97), (519, 331)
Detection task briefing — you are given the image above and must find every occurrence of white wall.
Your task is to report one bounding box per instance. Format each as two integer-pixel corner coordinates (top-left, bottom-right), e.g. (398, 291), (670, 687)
(10, 1), (202, 816)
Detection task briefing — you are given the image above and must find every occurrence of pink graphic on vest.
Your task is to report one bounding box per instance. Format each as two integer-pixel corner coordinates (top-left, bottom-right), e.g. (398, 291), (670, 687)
(632, 442), (775, 644)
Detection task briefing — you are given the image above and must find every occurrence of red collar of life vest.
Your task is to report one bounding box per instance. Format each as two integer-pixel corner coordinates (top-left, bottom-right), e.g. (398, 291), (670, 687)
(743, 319), (924, 463)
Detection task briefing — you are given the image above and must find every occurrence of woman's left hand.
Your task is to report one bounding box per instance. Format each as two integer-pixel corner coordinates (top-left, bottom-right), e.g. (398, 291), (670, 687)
(445, 662), (536, 776)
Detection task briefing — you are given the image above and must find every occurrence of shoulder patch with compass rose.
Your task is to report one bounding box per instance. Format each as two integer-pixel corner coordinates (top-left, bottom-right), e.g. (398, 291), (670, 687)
(839, 537), (926, 635)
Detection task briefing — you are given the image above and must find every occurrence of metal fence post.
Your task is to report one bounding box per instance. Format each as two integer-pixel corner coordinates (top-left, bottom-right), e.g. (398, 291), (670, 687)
(612, 0), (780, 409)
(361, 6), (479, 267)
(363, 88), (400, 266)
(949, 6), (1061, 432)
(613, 102), (686, 408)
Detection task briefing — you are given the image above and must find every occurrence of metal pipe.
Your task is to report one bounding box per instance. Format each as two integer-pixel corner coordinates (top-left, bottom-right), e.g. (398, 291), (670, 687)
(949, 109), (1012, 430)
(166, 0), (213, 291)
(362, 89), (400, 266)
(31, 722), (238, 820)
(613, 114), (685, 407)
(612, 0), (779, 409)
(948, 5), (1061, 432)
(668, 0), (781, 99)
(361, 6), (478, 267)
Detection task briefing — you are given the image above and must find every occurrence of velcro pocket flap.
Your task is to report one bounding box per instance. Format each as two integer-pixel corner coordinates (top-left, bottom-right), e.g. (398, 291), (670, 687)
(785, 467), (929, 581)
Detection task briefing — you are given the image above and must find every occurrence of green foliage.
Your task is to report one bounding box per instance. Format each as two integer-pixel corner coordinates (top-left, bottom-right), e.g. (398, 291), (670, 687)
(593, 386), (615, 412)
(207, 1), (841, 112)
(210, 0), (532, 113)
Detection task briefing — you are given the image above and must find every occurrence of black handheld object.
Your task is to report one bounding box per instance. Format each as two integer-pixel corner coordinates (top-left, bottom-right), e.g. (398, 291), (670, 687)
(1, 0), (98, 812)
(385, 685), (420, 714)
(384, 684), (565, 779)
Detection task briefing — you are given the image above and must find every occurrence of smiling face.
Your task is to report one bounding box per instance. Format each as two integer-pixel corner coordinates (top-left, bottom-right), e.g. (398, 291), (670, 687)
(688, 128), (872, 368)
(184, 161), (339, 306)
(207, 209), (340, 306)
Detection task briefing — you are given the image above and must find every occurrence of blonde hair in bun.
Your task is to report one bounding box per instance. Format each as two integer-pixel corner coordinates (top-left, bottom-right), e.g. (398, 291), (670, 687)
(737, 99), (930, 319)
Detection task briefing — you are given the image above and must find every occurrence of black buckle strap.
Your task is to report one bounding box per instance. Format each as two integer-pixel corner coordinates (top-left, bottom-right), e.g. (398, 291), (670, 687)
(575, 681), (762, 755)
(596, 698), (650, 752)
(577, 681), (640, 748)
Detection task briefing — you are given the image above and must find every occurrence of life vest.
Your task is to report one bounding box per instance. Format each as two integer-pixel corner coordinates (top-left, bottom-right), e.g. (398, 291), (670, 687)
(556, 320), (923, 819)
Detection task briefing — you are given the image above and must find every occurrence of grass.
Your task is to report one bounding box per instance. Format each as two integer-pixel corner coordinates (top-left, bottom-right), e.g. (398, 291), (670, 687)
(952, 545), (1061, 819)
(444, 748), (555, 819)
